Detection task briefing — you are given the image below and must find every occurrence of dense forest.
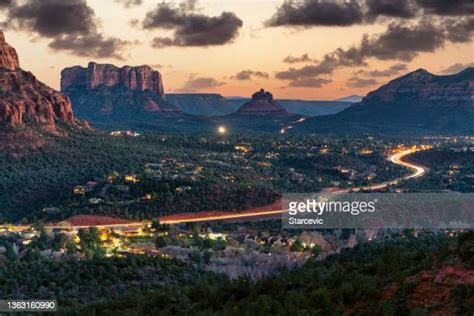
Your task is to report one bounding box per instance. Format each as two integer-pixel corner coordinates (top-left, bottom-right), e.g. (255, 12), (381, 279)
(1, 231), (471, 314)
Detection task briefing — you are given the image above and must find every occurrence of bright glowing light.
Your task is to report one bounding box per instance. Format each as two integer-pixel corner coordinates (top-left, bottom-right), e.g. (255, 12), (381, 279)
(217, 126), (227, 134)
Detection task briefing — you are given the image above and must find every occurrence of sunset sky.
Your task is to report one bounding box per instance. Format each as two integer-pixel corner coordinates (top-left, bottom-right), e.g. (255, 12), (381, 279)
(1, 0), (473, 100)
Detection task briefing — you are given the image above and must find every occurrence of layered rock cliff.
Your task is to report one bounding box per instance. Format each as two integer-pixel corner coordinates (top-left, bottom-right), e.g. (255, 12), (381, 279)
(361, 68), (474, 106)
(236, 89), (289, 115)
(0, 30), (77, 129)
(61, 62), (165, 97)
(294, 68), (474, 134)
(60, 61), (180, 126)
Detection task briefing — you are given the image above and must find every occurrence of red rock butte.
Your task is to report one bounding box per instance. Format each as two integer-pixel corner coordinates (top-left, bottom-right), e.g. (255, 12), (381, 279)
(61, 62), (165, 98)
(236, 88), (289, 115)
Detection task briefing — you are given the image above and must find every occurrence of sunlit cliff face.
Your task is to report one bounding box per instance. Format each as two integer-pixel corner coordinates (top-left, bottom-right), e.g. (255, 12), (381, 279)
(2, 0), (473, 100)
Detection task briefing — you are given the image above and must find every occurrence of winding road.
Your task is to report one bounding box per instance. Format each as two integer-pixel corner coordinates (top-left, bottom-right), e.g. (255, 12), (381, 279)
(158, 148), (428, 224)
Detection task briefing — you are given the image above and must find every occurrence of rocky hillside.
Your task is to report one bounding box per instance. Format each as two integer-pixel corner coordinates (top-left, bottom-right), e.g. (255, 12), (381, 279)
(294, 68), (474, 134)
(0, 30), (78, 130)
(235, 89), (290, 116)
(61, 62), (165, 97)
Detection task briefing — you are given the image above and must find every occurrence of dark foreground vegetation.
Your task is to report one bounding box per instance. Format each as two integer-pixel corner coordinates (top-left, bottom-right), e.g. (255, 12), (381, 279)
(1, 230), (472, 314)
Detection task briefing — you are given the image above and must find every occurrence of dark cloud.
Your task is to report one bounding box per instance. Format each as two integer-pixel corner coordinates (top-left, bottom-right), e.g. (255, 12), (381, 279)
(439, 62), (474, 74)
(177, 76), (226, 92)
(346, 77), (378, 88)
(365, 0), (417, 20)
(231, 70), (269, 80)
(4, 0), (128, 59)
(0, 0), (12, 8)
(356, 63), (407, 77)
(445, 17), (474, 43)
(266, 0), (364, 27)
(416, 0), (474, 16)
(115, 0), (142, 8)
(49, 34), (129, 60)
(267, 0), (474, 29)
(356, 21), (446, 61)
(142, 1), (243, 47)
(7, 0), (96, 37)
(276, 51), (364, 80)
(282, 53), (314, 63)
(288, 77), (332, 87)
(277, 20), (446, 83)
(276, 50), (364, 81)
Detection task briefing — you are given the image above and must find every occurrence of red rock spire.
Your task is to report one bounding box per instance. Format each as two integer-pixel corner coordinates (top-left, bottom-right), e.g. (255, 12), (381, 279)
(0, 30), (20, 70)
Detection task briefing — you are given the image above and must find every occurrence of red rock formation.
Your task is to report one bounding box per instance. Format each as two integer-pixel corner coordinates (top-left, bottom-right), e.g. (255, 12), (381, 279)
(61, 62), (165, 97)
(0, 30), (20, 70)
(0, 69), (76, 127)
(0, 31), (78, 129)
(407, 265), (474, 314)
(236, 89), (289, 115)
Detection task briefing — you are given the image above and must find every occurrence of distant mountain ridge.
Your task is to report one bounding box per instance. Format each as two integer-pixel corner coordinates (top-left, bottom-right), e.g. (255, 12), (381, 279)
(166, 94), (237, 116)
(294, 68), (474, 134)
(337, 95), (363, 103)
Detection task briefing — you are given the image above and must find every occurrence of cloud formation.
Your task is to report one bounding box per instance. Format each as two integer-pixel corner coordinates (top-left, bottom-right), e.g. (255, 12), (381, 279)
(177, 76), (226, 92)
(356, 21), (446, 61)
(266, 0), (364, 27)
(275, 20), (453, 86)
(7, 0), (96, 37)
(282, 53), (314, 63)
(115, 0), (142, 8)
(267, 0), (474, 28)
(4, 0), (128, 59)
(346, 77), (378, 88)
(365, 0), (417, 20)
(439, 62), (474, 74)
(0, 0), (12, 8)
(142, 1), (243, 47)
(415, 0), (474, 16)
(49, 34), (129, 59)
(288, 77), (332, 87)
(445, 17), (474, 43)
(355, 63), (407, 77)
(231, 70), (269, 80)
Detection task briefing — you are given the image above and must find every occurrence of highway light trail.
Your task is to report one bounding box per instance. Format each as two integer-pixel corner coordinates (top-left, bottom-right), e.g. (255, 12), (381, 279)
(158, 148), (428, 224)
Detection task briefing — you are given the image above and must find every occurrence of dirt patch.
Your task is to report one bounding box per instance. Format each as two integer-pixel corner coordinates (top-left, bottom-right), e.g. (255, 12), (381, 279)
(56, 215), (133, 227)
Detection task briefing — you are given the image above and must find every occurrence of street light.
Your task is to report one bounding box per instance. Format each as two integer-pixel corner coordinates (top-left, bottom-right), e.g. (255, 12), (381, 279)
(217, 126), (227, 135)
